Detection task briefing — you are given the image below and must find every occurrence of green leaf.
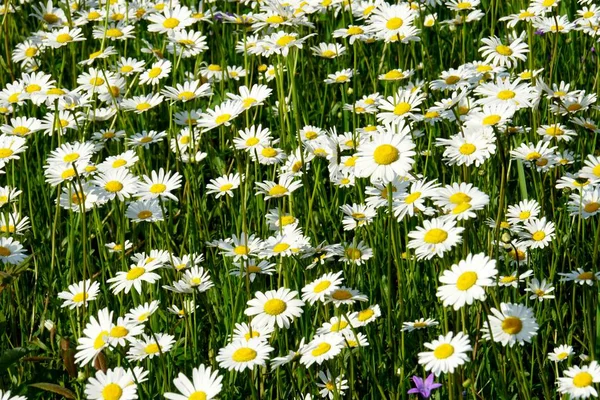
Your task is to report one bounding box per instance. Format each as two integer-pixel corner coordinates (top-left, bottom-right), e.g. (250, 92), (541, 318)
(0, 347), (29, 373)
(30, 383), (76, 399)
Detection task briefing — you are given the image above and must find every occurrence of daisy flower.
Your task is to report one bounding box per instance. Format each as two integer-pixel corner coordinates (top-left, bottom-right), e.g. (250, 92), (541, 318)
(106, 260), (161, 294)
(197, 100), (244, 131)
(324, 69), (354, 84)
(340, 203), (376, 231)
(231, 321), (274, 343)
(206, 173), (242, 198)
(84, 367), (139, 400)
(407, 218), (465, 260)
(317, 370), (349, 400)
(164, 364), (223, 400)
(162, 80), (212, 102)
(519, 217), (555, 249)
(525, 278), (555, 301)
(0, 237), (27, 265)
(75, 308), (113, 366)
(435, 128), (496, 167)
(245, 287), (305, 329)
(418, 332), (472, 376)
(377, 88), (426, 124)
(568, 187), (600, 219)
(354, 122), (416, 183)
(479, 34), (528, 68)
(311, 42), (346, 58)
(349, 304), (382, 327)
(58, 280), (100, 309)
(300, 333), (345, 367)
(559, 268), (600, 286)
(125, 301), (160, 324)
(506, 199), (540, 225)
(147, 5), (195, 33)
(216, 233), (262, 261)
(92, 169), (140, 201)
(548, 344), (574, 362)
(301, 271), (344, 305)
(0, 391), (26, 400)
(432, 182), (490, 220)
(557, 361), (600, 399)
(126, 199), (164, 223)
(402, 318), (439, 332)
(121, 94), (164, 114)
(325, 286), (368, 307)
(255, 175), (302, 200)
(482, 303), (538, 347)
(137, 168), (182, 202)
(437, 253), (497, 310)
(537, 123), (577, 142)
(216, 339), (273, 372)
(0, 135), (27, 169)
(227, 84), (272, 110)
(474, 77), (537, 109)
(230, 259), (275, 282)
(336, 241), (374, 265)
(127, 333), (175, 361)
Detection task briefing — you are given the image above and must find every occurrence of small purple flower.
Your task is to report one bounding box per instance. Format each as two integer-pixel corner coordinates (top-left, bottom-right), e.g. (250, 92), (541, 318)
(407, 373), (442, 398)
(534, 29), (545, 35)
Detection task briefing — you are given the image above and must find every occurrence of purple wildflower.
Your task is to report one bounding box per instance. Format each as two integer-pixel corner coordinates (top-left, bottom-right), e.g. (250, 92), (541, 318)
(407, 373), (442, 398)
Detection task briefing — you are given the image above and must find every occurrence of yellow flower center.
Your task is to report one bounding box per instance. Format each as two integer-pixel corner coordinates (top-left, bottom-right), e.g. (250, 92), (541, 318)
(261, 147), (278, 158)
(281, 215), (295, 226)
(137, 210), (153, 219)
(573, 372), (593, 388)
(459, 143), (476, 155)
(373, 144), (399, 165)
(242, 97), (257, 108)
(263, 298), (287, 315)
(276, 35), (295, 47)
(545, 126), (563, 136)
(456, 2), (471, 10)
(347, 26), (364, 35)
(311, 342), (332, 356)
(232, 347), (257, 362)
(72, 292), (89, 303)
(584, 202), (600, 213)
(101, 383), (123, 400)
(220, 183), (233, 192)
(483, 114), (501, 126)
(532, 231), (546, 241)
(384, 70), (404, 80)
(47, 88), (65, 95)
(233, 245), (249, 255)
(106, 28), (123, 37)
(111, 159), (127, 168)
(13, 127), (29, 136)
(148, 67), (162, 78)
(332, 289), (352, 300)
(61, 168), (76, 180)
(501, 316), (523, 334)
(56, 33), (72, 44)
(404, 192), (421, 204)
(177, 91), (195, 101)
(578, 272), (594, 281)
(433, 343), (454, 359)
(145, 343), (160, 354)
(105, 181), (123, 193)
(163, 17), (180, 29)
(456, 271), (478, 290)
(335, 75), (349, 83)
(188, 391), (207, 400)
(26, 84), (41, 93)
(215, 114), (231, 125)
(423, 228), (448, 244)
(207, 64), (221, 72)
(330, 320), (348, 331)
(386, 17), (403, 30)
(110, 326), (129, 338)
(322, 50), (336, 58)
(43, 13), (59, 23)
(136, 102), (151, 111)
(272, 243), (290, 253)
(266, 15), (284, 24)
(496, 45), (513, 56)
(126, 267), (145, 280)
(445, 75), (461, 85)
(567, 103), (582, 112)
(452, 202), (472, 214)
(393, 102), (411, 115)
(313, 281), (331, 293)
(93, 330), (108, 349)
(519, 11), (534, 18)
(268, 185), (288, 196)
(149, 183), (166, 194)
(497, 90), (516, 100)
(556, 352), (568, 360)
(358, 309), (374, 321)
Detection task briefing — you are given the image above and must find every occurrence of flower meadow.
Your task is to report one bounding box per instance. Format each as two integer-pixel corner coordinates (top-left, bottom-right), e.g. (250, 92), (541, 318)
(2, 0), (600, 398)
